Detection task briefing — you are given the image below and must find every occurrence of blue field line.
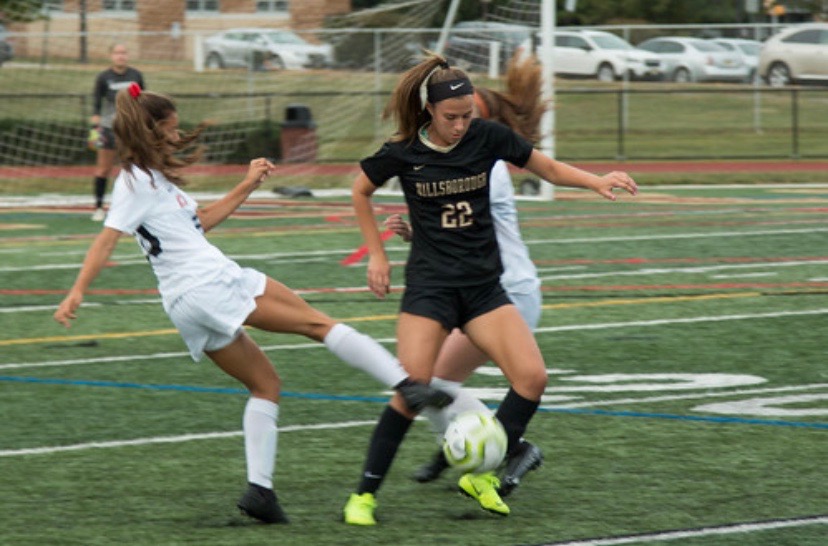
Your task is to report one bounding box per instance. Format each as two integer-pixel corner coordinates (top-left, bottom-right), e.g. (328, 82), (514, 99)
(544, 407), (828, 430)
(2, 374), (827, 430)
(0, 375), (388, 403)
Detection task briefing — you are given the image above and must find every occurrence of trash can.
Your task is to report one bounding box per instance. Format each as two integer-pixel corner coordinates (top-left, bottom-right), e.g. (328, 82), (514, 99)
(280, 104), (317, 163)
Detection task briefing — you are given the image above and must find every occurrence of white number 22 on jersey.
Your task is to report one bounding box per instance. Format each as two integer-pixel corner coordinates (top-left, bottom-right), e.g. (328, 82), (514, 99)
(441, 201), (473, 228)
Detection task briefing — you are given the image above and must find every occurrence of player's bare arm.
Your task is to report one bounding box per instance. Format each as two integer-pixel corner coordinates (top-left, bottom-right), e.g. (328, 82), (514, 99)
(524, 149), (638, 201)
(53, 227), (122, 327)
(197, 158), (274, 232)
(352, 172), (391, 298)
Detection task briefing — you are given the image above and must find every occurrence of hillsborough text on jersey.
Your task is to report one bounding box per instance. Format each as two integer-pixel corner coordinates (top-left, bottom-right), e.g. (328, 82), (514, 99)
(415, 173), (488, 198)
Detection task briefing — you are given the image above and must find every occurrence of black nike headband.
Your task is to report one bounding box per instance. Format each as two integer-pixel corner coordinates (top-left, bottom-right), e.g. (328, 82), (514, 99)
(427, 78), (474, 104)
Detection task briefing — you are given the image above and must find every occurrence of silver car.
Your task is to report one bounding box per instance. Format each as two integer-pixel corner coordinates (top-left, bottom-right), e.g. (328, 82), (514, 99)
(637, 36), (749, 83)
(758, 23), (828, 87)
(203, 28), (333, 71)
(711, 38), (761, 83)
(553, 29), (663, 81)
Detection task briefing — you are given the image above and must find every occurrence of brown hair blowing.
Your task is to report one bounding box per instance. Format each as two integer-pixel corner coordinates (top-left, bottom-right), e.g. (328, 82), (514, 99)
(476, 54), (545, 144)
(384, 51), (469, 143)
(113, 89), (206, 186)
(385, 51), (545, 145)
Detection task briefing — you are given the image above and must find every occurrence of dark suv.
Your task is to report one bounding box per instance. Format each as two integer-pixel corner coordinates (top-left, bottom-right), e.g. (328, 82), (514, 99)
(442, 21), (533, 73)
(0, 24), (13, 66)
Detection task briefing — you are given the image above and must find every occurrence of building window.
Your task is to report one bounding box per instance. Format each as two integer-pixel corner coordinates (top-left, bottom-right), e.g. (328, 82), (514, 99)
(186, 0), (220, 11)
(103, 0), (136, 10)
(257, 1), (289, 12)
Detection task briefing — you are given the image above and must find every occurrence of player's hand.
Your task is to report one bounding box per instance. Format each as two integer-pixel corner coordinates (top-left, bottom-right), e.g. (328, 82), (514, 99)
(366, 254), (391, 299)
(593, 171), (638, 201)
(243, 158), (276, 190)
(384, 214), (412, 242)
(54, 290), (83, 328)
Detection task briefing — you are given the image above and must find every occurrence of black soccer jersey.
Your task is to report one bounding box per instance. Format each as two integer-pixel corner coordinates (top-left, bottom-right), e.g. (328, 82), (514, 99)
(361, 118), (534, 288)
(92, 67), (145, 128)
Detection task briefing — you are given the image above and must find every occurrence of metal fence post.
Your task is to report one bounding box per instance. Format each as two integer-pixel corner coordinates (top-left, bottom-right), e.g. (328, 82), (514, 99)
(791, 88), (799, 159)
(616, 89), (625, 160)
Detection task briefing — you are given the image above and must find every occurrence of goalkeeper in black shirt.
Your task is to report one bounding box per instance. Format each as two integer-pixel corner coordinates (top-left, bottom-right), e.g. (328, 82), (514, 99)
(343, 51), (639, 525)
(88, 43), (145, 221)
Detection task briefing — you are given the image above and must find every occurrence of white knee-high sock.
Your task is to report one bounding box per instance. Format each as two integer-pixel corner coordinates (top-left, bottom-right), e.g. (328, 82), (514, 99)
(324, 323), (407, 387)
(243, 397), (278, 489)
(421, 378), (491, 441)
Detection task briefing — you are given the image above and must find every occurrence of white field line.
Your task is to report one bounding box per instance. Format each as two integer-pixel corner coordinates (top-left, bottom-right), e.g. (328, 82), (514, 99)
(532, 308), (828, 335)
(2, 226), (828, 273)
(4, 308), (828, 370)
(0, 246), (412, 273)
(541, 515), (828, 546)
(709, 272), (778, 279)
(0, 303), (103, 313)
(549, 383), (828, 409)
(3, 308), (827, 374)
(0, 420), (376, 458)
(527, 227), (828, 246)
(539, 259), (828, 282)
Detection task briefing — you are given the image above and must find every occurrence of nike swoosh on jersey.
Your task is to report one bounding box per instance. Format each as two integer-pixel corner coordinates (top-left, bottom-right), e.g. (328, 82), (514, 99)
(413, 164), (425, 171)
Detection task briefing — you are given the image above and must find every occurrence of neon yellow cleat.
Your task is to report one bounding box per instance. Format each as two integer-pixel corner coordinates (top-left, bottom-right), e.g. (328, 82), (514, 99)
(458, 472), (510, 516)
(343, 492), (377, 526)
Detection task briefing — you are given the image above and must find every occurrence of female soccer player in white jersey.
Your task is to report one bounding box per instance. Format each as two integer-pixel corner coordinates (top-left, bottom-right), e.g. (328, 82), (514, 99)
(53, 83), (451, 525)
(384, 55), (548, 496)
(343, 52), (638, 525)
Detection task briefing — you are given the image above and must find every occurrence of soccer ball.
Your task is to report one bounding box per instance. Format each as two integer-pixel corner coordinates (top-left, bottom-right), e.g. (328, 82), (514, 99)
(442, 411), (508, 473)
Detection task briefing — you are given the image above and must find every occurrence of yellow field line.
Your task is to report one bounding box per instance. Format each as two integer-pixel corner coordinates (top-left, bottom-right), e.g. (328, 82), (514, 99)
(0, 291), (760, 347)
(0, 328), (179, 347)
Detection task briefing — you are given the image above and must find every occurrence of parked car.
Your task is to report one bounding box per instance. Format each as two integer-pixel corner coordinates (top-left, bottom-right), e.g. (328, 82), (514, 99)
(637, 36), (749, 83)
(711, 37), (761, 83)
(0, 23), (14, 67)
(553, 29), (663, 81)
(443, 21), (533, 73)
(758, 23), (828, 87)
(203, 28), (333, 71)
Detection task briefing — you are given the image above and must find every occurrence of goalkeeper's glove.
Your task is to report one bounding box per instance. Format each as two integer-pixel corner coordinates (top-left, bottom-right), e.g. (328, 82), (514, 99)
(87, 126), (101, 151)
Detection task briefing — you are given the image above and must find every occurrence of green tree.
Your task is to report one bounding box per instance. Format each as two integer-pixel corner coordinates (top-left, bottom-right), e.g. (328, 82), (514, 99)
(0, 0), (51, 23)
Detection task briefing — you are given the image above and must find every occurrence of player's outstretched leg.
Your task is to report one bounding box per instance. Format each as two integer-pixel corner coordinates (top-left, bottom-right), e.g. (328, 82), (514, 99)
(498, 439), (544, 497)
(343, 492), (377, 526)
(412, 448), (450, 482)
(237, 483), (289, 524)
(458, 471), (510, 516)
(395, 378), (454, 413)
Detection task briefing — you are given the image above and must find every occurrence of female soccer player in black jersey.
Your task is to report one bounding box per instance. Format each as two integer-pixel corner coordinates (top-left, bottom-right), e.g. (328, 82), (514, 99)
(343, 52), (638, 525)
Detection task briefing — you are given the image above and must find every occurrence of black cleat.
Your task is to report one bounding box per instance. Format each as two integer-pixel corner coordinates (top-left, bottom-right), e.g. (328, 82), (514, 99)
(395, 379), (454, 413)
(237, 483), (290, 524)
(498, 440), (544, 498)
(411, 449), (450, 483)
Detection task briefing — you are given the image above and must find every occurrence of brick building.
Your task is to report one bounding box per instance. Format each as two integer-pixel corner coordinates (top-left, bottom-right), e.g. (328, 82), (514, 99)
(12, 0), (351, 62)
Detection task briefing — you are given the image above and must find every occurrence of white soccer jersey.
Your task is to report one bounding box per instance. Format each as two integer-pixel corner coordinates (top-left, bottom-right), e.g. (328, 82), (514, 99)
(490, 160), (540, 295)
(105, 167), (240, 306)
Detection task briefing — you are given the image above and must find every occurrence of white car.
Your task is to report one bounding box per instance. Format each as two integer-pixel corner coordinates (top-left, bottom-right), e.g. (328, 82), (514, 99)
(552, 29), (663, 81)
(203, 28), (333, 71)
(711, 38), (761, 83)
(758, 23), (828, 87)
(637, 36), (749, 83)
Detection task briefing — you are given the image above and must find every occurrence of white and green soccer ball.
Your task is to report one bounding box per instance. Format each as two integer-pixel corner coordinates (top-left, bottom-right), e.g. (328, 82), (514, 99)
(442, 411), (507, 473)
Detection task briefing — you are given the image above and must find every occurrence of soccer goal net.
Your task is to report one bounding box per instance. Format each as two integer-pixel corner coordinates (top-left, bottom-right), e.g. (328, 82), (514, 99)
(0, 0), (543, 195)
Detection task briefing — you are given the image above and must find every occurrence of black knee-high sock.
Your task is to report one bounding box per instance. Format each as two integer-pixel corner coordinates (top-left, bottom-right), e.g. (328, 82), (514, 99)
(93, 176), (107, 208)
(357, 405), (413, 495)
(495, 388), (540, 454)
